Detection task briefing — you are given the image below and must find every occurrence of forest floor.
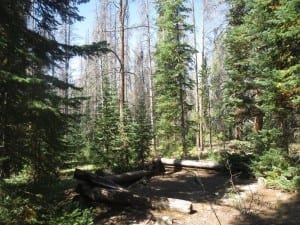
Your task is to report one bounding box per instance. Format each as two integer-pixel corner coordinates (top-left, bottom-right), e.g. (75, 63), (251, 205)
(93, 167), (300, 225)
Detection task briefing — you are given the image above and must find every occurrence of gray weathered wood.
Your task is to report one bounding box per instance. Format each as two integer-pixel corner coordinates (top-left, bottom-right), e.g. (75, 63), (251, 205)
(76, 182), (192, 213)
(161, 158), (222, 169)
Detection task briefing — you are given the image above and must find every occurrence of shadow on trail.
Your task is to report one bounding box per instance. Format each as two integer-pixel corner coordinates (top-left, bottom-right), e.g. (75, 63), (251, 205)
(93, 204), (151, 225)
(94, 168), (241, 224)
(133, 168), (256, 203)
(230, 192), (300, 225)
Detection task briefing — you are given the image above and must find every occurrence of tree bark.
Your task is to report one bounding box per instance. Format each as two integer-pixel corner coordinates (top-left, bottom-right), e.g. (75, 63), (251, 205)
(74, 168), (192, 214)
(118, 0), (129, 163)
(74, 159), (165, 186)
(76, 181), (192, 213)
(192, 0), (201, 157)
(146, 0), (157, 156)
(161, 158), (222, 170)
(74, 168), (152, 186)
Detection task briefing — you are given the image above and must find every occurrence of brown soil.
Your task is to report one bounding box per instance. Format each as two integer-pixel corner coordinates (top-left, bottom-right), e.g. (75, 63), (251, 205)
(94, 167), (300, 225)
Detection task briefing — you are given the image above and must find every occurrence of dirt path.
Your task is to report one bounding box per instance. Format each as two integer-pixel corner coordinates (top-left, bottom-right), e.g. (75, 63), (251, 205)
(94, 168), (300, 225)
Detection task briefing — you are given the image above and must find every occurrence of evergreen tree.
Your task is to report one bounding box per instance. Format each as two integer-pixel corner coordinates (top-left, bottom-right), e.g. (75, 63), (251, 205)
(0, 0), (108, 179)
(225, 0), (300, 150)
(128, 93), (152, 167)
(92, 75), (121, 169)
(225, 0), (255, 140)
(211, 32), (228, 140)
(247, 0), (300, 151)
(200, 56), (210, 147)
(154, 0), (195, 156)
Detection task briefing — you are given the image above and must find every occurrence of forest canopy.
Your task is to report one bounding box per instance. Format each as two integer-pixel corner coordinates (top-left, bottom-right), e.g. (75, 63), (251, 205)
(0, 0), (299, 224)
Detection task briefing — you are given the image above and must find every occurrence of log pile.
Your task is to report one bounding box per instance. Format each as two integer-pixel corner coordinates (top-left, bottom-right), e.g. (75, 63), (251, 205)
(74, 160), (193, 214)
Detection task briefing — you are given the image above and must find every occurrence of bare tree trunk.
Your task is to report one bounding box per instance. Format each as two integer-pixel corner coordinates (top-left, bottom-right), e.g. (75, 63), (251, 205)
(146, 0), (157, 156)
(64, 14), (70, 116)
(192, 0), (201, 156)
(119, 0), (126, 125)
(199, 0), (207, 158)
(208, 93), (213, 150)
(180, 80), (187, 157)
(119, 0), (129, 162)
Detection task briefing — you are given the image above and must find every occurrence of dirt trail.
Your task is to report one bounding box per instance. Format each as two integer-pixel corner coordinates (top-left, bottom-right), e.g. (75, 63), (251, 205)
(94, 168), (300, 225)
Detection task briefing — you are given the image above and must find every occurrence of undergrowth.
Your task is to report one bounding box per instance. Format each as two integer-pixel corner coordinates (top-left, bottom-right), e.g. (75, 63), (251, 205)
(0, 173), (93, 225)
(201, 144), (300, 191)
(251, 148), (300, 191)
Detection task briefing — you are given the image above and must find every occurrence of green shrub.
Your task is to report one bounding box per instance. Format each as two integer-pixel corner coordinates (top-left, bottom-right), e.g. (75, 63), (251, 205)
(48, 202), (94, 225)
(221, 151), (254, 178)
(0, 195), (38, 225)
(0, 177), (94, 225)
(251, 148), (300, 191)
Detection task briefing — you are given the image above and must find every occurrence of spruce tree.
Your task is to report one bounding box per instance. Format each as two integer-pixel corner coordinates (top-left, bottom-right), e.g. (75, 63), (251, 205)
(0, 0), (108, 179)
(92, 75), (121, 169)
(225, 0), (300, 150)
(128, 93), (152, 167)
(154, 0), (195, 156)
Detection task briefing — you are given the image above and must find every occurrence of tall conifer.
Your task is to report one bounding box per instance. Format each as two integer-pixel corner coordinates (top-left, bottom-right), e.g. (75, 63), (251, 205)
(0, 0), (108, 179)
(225, 0), (300, 150)
(154, 0), (195, 156)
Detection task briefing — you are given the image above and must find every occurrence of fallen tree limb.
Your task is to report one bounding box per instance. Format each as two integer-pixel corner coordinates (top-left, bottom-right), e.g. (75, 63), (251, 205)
(76, 181), (192, 214)
(161, 158), (223, 170)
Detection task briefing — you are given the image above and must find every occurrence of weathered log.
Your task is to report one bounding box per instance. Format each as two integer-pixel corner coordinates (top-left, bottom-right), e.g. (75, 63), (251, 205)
(74, 168), (154, 187)
(76, 181), (192, 214)
(151, 197), (192, 214)
(75, 158), (165, 187)
(161, 158), (222, 170)
(74, 169), (126, 191)
(105, 170), (153, 184)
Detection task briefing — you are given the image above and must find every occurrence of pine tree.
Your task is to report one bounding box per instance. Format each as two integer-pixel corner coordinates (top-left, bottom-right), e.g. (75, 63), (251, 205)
(154, 0), (195, 156)
(211, 32), (228, 141)
(93, 75), (121, 169)
(0, 0), (108, 179)
(125, 94), (152, 168)
(225, 0), (257, 140)
(247, 0), (300, 151)
(225, 0), (300, 150)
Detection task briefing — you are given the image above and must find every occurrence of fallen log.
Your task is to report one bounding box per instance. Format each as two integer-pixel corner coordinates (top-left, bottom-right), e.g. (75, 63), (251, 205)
(161, 158), (223, 170)
(105, 170), (153, 184)
(75, 158), (165, 187)
(74, 169), (126, 190)
(76, 181), (192, 214)
(74, 168), (158, 187)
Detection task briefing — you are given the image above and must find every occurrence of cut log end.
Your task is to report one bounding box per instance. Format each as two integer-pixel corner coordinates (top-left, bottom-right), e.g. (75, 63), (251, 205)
(151, 197), (193, 214)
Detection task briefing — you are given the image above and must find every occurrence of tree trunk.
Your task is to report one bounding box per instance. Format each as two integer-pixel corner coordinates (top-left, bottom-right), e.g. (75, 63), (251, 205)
(76, 180), (192, 214)
(146, 0), (157, 156)
(74, 168), (153, 186)
(74, 168), (192, 214)
(192, 0), (201, 157)
(74, 159), (165, 186)
(161, 158), (222, 170)
(199, 0), (207, 158)
(119, 0), (129, 163)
